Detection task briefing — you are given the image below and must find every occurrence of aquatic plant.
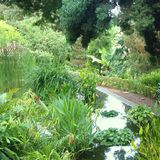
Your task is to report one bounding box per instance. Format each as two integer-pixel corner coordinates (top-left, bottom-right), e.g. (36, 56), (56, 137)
(101, 110), (119, 118)
(94, 128), (134, 147)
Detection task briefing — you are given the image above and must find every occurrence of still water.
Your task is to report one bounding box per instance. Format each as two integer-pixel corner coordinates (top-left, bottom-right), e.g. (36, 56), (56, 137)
(80, 87), (140, 160)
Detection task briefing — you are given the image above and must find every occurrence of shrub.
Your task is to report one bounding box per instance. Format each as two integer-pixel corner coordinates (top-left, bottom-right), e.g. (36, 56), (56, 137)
(0, 20), (34, 91)
(28, 63), (97, 105)
(0, 89), (64, 159)
(99, 76), (157, 98)
(127, 105), (153, 126)
(0, 4), (24, 22)
(0, 20), (24, 48)
(139, 69), (160, 88)
(16, 16), (72, 63)
(124, 32), (151, 77)
(156, 83), (160, 101)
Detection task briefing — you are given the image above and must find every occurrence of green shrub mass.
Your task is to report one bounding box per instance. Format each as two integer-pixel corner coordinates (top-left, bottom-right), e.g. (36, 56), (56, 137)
(99, 76), (157, 98)
(0, 21), (34, 92)
(127, 105), (153, 126)
(0, 90), (93, 159)
(0, 20), (24, 47)
(16, 16), (72, 63)
(139, 69), (160, 88)
(0, 2), (160, 160)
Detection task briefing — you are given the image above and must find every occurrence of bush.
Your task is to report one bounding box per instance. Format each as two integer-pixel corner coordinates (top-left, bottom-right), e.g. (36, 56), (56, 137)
(0, 89), (76, 159)
(28, 64), (97, 104)
(0, 20), (24, 48)
(123, 32), (151, 77)
(99, 76), (156, 98)
(0, 4), (24, 22)
(156, 83), (160, 101)
(139, 69), (160, 88)
(127, 105), (153, 126)
(16, 16), (72, 63)
(78, 68), (97, 104)
(0, 48), (34, 92)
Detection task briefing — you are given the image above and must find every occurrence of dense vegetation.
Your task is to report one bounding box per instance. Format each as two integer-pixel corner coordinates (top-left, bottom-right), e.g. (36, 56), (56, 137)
(0, 1), (160, 159)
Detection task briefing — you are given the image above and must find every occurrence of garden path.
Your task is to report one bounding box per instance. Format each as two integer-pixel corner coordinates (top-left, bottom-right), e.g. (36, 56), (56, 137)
(97, 86), (154, 107)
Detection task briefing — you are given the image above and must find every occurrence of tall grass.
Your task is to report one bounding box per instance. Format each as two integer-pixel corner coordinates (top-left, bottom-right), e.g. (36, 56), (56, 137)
(28, 63), (77, 100)
(138, 117), (160, 160)
(0, 89), (94, 159)
(0, 47), (34, 92)
(52, 96), (93, 155)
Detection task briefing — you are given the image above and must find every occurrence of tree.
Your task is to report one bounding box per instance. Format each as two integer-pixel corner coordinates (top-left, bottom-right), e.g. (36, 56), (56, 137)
(1, 0), (160, 54)
(118, 0), (160, 56)
(59, 0), (117, 47)
(0, 0), (61, 20)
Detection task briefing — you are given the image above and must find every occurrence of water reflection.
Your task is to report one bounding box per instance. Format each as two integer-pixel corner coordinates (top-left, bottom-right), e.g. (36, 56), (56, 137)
(94, 94), (128, 130)
(80, 88), (140, 160)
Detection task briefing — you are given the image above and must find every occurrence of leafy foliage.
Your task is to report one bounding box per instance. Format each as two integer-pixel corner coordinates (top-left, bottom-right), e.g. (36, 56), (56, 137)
(127, 105), (153, 126)
(137, 117), (160, 160)
(59, 0), (116, 46)
(53, 96), (93, 153)
(0, 89), (95, 159)
(156, 83), (160, 101)
(0, 21), (34, 92)
(118, 0), (160, 57)
(0, 4), (24, 22)
(99, 76), (156, 98)
(0, 20), (24, 47)
(28, 63), (97, 104)
(1, 0), (61, 21)
(0, 90), (60, 159)
(101, 110), (119, 118)
(138, 69), (160, 88)
(0, 48), (34, 92)
(94, 128), (134, 147)
(123, 32), (151, 77)
(16, 16), (72, 63)
(87, 23), (151, 78)
(78, 68), (97, 104)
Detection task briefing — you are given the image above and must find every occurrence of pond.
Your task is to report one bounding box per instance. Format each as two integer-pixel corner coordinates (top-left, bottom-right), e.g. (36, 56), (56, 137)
(79, 86), (140, 160)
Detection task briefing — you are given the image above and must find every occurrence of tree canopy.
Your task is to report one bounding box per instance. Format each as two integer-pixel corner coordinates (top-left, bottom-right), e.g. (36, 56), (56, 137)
(1, 0), (160, 55)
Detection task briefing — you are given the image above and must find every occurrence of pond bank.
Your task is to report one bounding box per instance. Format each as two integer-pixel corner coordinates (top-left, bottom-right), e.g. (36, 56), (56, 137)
(97, 86), (155, 107)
